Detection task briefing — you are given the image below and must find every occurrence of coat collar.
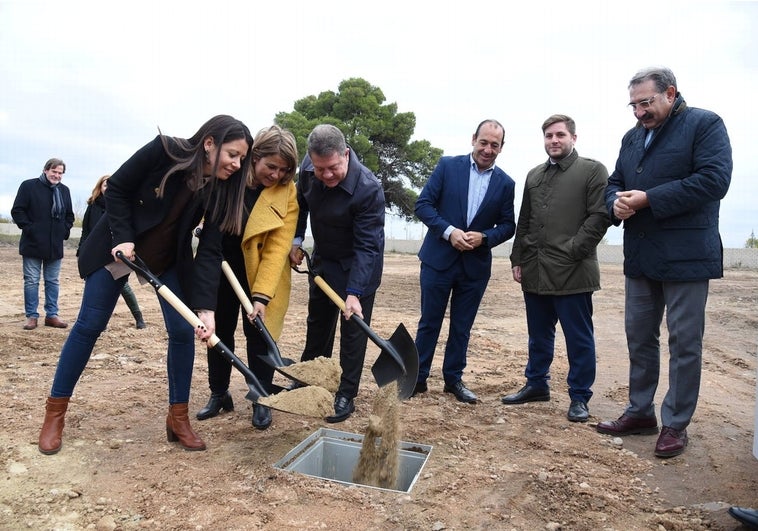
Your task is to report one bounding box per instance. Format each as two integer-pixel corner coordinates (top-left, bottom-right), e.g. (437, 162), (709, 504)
(545, 148), (579, 171)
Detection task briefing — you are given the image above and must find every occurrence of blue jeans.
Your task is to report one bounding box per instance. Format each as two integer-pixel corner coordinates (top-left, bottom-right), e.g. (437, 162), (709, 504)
(23, 256), (62, 318)
(50, 266), (196, 404)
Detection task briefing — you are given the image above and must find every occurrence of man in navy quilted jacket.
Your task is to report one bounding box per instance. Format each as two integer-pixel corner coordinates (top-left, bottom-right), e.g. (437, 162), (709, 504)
(596, 67), (732, 458)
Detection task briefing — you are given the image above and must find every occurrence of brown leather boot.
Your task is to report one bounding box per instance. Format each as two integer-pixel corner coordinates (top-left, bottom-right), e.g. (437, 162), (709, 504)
(166, 403), (206, 451)
(39, 397), (70, 454)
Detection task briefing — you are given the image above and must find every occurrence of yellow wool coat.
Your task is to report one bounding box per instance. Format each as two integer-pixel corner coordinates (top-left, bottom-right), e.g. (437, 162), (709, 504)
(241, 181), (298, 340)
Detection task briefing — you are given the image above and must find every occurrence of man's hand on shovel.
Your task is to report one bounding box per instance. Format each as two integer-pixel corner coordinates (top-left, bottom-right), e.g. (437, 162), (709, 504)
(344, 295), (363, 321)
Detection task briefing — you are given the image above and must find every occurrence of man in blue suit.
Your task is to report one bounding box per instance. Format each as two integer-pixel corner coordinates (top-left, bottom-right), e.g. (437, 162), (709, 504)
(413, 119), (516, 403)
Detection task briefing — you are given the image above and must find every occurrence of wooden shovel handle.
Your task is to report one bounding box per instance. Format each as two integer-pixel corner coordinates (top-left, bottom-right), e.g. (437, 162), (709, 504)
(313, 275), (347, 312)
(221, 261), (254, 314)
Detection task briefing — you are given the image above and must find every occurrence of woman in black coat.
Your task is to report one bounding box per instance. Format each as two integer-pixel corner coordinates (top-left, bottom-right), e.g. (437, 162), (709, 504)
(38, 115), (253, 454)
(78, 174), (146, 329)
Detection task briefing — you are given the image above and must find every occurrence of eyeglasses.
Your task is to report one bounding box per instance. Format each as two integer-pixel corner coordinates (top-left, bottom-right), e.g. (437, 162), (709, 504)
(628, 94), (658, 111)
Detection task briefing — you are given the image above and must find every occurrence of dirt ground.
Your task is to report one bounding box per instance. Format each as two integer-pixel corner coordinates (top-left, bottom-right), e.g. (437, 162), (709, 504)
(1, 243), (757, 531)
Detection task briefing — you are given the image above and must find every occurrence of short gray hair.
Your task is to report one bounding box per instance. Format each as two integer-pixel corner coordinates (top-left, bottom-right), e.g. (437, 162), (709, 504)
(629, 66), (677, 92)
(307, 124), (347, 157)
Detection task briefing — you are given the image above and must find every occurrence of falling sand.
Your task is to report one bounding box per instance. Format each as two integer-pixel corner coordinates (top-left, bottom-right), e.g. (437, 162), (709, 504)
(279, 357), (341, 393)
(257, 386), (334, 418)
(353, 381), (400, 490)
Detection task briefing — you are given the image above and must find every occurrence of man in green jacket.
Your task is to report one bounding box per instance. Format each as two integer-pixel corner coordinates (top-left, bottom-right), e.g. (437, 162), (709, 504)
(501, 114), (610, 422)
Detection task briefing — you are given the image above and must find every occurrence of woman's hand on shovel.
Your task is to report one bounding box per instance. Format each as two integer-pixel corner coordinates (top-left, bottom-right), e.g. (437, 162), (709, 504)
(112, 242), (135, 262)
(245, 299), (267, 324)
(195, 309), (216, 341)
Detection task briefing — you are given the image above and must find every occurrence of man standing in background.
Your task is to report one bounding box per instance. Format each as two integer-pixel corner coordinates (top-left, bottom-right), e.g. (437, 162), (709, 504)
(12, 158), (74, 330)
(413, 119), (515, 403)
(596, 66), (732, 458)
(501, 114), (609, 422)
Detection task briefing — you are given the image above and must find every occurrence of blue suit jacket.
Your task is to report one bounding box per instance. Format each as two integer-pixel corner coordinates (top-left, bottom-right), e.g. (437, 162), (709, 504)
(415, 154), (516, 279)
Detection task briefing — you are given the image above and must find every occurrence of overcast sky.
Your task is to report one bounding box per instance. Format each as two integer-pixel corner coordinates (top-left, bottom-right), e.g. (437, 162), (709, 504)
(1, 0), (755, 246)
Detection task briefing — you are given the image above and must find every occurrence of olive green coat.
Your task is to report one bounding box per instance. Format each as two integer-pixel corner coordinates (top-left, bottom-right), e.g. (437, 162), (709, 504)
(510, 150), (610, 295)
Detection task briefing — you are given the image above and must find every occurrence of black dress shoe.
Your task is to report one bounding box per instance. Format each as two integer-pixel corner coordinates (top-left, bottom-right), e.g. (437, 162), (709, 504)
(252, 404), (272, 430)
(501, 384), (550, 405)
(326, 395), (355, 423)
(196, 391), (234, 420)
(567, 400), (589, 422)
(411, 381), (428, 398)
(443, 381), (478, 403)
(729, 506), (758, 530)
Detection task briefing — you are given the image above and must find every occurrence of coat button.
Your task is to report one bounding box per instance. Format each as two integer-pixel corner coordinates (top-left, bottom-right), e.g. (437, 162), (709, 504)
(636, 166), (643, 173)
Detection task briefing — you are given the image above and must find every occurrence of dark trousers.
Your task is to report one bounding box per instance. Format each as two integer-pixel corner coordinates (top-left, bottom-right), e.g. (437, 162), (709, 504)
(300, 273), (374, 400)
(415, 260), (488, 386)
(523, 291), (596, 403)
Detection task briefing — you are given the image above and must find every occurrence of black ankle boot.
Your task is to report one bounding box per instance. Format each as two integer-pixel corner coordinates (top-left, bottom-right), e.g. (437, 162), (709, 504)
(196, 391), (234, 420)
(252, 404), (272, 430)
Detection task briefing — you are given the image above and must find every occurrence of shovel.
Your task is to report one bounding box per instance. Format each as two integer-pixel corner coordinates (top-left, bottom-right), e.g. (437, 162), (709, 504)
(220, 261), (294, 370)
(115, 251), (333, 418)
(293, 248), (419, 400)
(220, 260), (324, 388)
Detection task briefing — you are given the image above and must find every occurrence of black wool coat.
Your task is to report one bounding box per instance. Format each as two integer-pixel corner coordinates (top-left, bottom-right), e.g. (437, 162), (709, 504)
(11, 177), (74, 261)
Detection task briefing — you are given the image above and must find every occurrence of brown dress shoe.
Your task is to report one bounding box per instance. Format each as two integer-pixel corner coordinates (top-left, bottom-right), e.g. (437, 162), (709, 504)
(23, 317), (38, 330)
(654, 426), (688, 458)
(596, 414), (659, 436)
(44, 316), (68, 328)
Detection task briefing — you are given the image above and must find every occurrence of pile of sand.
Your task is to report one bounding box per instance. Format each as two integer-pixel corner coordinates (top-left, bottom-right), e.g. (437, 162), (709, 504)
(353, 381), (400, 490)
(279, 357), (341, 392)
(257, 386), (334, 418)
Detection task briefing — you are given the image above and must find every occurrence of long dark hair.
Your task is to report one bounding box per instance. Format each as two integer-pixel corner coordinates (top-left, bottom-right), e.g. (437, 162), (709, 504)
(87, 174), (109, 205)
(158, 115), (253, 234)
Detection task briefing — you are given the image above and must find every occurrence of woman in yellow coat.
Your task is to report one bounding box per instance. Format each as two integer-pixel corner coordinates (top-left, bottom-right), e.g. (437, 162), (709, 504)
(196, 125), (299, 429)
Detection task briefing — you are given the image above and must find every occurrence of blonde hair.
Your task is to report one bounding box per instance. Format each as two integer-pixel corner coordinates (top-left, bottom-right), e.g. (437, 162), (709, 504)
(250, 125), (299, 186)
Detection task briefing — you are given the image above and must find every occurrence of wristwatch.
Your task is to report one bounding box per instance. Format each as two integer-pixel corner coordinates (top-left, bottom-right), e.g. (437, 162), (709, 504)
(481, 232), (488, 247)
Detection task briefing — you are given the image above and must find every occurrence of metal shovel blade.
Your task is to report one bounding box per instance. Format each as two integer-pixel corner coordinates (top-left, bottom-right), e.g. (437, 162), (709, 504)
(370, 322), (419, 400)
(251, 315), (295, 368)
